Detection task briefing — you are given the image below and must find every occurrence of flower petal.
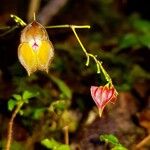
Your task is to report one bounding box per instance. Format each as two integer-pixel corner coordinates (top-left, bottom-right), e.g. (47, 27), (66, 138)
(90, 86), (100, 106)
(37, 40), (54, 72)
(18, 43), (37, 76)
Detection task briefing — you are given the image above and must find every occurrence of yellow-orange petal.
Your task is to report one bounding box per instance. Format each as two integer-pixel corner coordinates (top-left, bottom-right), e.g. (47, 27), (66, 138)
(18, 43), (37, 76)
(37, 40), (54, 72)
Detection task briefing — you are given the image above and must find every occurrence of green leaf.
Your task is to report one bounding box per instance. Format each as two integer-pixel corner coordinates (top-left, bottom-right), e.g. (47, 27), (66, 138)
(41, 138), (59, 149)
(57, 145), (70, 150)
(22, 90), (38, 100)
(50, 75), (72, 99)
(100, 134), (127, 150)
(12, 94), (22, 101)
(32, 108), (45, 120)
(10, 140), (24, 150)
(132, 19), (150, 33)
(100, 134), (120, 145)
(138, 34), (150, 48)
(50, 100), (68, 112)
(41, 139), (70, 150)
(8, 99), (17, 111)
(119, 33), (138, 49)
(41, 138), (70, 150)
(112, 145), (128, 150)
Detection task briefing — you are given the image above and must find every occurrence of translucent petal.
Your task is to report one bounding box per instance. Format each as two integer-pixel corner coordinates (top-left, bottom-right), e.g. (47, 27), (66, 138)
(18, 43), (37, 75)
(37, 40), (54, 72)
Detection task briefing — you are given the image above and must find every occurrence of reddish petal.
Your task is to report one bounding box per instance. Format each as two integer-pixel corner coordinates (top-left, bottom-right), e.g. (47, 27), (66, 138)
(107, 88), (114, 100)
(91, 84), (118, 117)
(90, 86), (99, 106)
(101, 86), (109, 102)
(90, 86), (102, 107)
(95, 86), (103, 106)
(110, 90), (118, 103)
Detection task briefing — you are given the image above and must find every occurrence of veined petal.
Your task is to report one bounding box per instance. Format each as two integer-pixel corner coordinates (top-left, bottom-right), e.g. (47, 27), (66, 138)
(90, 86), (100, 106)
(90, 84), (118, 117)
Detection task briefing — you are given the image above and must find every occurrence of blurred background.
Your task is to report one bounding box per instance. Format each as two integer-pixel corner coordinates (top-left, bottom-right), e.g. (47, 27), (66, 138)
(0, 0), (150, 150)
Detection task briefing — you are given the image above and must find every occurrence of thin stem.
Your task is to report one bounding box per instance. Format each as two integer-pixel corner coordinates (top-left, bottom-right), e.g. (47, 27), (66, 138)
(0, 25), (19, 37)
(136, 134), (150, 149)
(63, 126), (69, 145)
(46, 25), (90, 65)
(34, 12), (36, 21)
(0, 26), (11, 30)
(27, 0), (41, 22)
(70, 26), (89, 66)
(46, 24), (112, 83)
(88, 54), (100, 73)
(46, 24), (70, 28)
(98, 61), (112, 84)
(45, 24), (90, 29)
(5, 102), (23, 150)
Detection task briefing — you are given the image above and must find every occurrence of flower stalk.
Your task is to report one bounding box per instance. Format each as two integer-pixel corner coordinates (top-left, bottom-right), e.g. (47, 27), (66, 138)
(6, 102), (23, 150)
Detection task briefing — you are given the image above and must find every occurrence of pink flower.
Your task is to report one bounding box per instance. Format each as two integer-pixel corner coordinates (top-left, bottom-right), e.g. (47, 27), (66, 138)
(90, 84), (118, 117)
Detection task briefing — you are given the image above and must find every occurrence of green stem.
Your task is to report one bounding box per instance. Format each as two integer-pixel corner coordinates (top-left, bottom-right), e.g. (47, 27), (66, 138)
(98, 61), (112, 84)
(88, 54), (100, 73)
(46, 25), (90, 66)
(46, 25), (90, 29)
(46, 24), (112, 83)
(70, 26), (90, 66)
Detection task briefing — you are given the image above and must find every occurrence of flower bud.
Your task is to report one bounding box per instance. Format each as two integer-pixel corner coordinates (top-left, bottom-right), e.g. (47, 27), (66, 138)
(90, 84), (118, 117)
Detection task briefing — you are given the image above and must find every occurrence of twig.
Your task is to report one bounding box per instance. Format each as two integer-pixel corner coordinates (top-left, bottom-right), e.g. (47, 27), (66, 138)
(63, 126), (69, 145)
(135, 134), (150, 149)
(46, 24), (112, 83)
(5, 103), (23, 150)
(0, 25), (19, 37)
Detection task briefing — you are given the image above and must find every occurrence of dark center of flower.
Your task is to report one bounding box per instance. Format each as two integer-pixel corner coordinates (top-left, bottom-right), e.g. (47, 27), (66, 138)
(32, 42), (39, 50)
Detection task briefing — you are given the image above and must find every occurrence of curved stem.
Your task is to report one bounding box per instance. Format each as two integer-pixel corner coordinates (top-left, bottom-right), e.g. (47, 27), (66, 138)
(5, 102), (23, 150)
(46, 24), (90, 65)
(97, 61), (112, 84)
(88, 54), (100, 73)
(46, 24), (112, 83)
(10, 14), (26, 26)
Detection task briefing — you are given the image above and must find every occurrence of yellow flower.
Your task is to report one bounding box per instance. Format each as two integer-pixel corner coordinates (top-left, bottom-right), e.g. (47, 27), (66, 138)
(18, 21), (54, 76)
